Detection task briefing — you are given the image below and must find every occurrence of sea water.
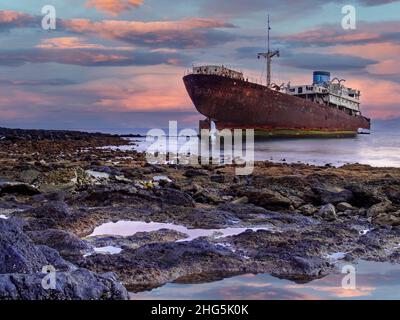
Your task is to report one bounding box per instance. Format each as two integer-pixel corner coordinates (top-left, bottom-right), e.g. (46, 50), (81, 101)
(100, 120), (400, 168)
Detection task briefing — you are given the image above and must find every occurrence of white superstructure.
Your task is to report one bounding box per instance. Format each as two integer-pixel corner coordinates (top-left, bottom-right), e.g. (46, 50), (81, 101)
(284, 78), (361, 116)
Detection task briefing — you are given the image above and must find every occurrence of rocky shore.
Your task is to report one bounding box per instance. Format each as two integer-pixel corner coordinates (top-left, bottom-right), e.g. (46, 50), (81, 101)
(1, 127), (400, 299)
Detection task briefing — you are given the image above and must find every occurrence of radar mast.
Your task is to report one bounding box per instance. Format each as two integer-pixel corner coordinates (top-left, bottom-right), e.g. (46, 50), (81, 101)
(258, 15), (280, 87)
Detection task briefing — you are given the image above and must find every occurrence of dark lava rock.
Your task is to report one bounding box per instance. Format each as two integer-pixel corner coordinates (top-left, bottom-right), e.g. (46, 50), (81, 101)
(317, 204), (337, 221)
(36, 245), (75, 272)
(372, 211), (400, 227)
(79, 240), (249, 292)
(0, 269), (128, 300)
(336, 202), (354, 212)
(0, 219), (128, 300)
(0, 127), (121, 142)
(0, 219), (48, 274)
(166, 206), (239, 229)
(312, 185), (353, 205)
(346, 183), (382, 207)
(240, 187), (292, 210)
(0, 182), (40, 196)
(385, 185), (400, 205)
(210, 175), (225, 183)
(86, 229), (188, 250)
(299, 204), (318, 216)
(19, 201), (73, 231)
(28, 229), (92, 261)
(153, 188), (195, 207)
(183, 169), (209, 178)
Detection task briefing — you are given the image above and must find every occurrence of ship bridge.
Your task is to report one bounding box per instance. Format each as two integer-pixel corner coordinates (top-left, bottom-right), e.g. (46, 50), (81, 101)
(285, 71), (362, 116)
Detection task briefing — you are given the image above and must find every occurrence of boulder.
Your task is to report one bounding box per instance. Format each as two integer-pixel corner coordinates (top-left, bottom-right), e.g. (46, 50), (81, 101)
(28, 229), (92, 261)
(299, 204), (318, 216)
(0, 219), (128, 300)
(0, 182), (40, 196)
(317, 204), (337, 221)
(346, 184), (382, 207)
(0, 219), (48, 274)
(367, 200), (393, 217)
(372, 210), (400, 227)
(20, 201), (73, 231)
(0, 269), (128, 300)
(336, 202), (354, 212)
(243, 188), (292, 210)
(183, 169), (209, 178)
(153, 188), (195, 207)
(312, 185), (353, 205)
(385, 186), (400, 205)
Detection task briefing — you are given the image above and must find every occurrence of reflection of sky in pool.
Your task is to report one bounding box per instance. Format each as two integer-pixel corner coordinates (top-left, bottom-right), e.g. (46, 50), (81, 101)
(131, 261), (400, 300)
(89, 220), (273, 242)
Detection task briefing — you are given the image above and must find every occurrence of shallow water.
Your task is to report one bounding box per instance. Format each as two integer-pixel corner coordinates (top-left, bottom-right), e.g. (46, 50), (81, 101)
(89, 220), (273, 242)
(109, 120), (400, 167)
(131, 261), (400, 300)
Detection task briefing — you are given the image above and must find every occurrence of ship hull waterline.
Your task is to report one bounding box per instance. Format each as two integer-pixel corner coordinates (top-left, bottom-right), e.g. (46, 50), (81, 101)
(183, 74), (371, 138)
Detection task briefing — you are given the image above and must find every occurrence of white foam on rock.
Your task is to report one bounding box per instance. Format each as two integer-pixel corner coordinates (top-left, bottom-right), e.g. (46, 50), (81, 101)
(86, 170), (110, 180)
(326, 252), (347, 261)
(84, 246), (123, 257)
(94, 246), (122, 255)
(89, 221), (272, 242)
(0, 215), (8, 219)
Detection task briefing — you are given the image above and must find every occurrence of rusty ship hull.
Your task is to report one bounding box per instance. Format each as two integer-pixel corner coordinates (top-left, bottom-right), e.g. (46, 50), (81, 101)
(183, 74), (371, 137)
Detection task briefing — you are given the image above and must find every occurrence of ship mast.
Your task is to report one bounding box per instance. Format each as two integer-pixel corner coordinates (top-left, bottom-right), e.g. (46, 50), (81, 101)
(258, 15), (280, 87)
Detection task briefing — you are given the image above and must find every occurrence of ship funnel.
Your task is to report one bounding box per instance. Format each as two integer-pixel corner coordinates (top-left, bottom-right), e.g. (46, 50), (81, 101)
(313, 71), (331, 84)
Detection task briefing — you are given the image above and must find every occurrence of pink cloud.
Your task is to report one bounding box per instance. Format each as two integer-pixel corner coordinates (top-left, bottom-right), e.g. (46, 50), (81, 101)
(59, 17), (235, 48)
(325, 42), (400, 76)
(74, 66), (193, 112)
(63, 17), (233, 34)
(0, 10), (236, 49)
(35, 37), (135, 51)
(85, 0), (144, 15)
(278, 20), (400, 47)
(36, 37), (107, 50)
(0, 10), (35, 26)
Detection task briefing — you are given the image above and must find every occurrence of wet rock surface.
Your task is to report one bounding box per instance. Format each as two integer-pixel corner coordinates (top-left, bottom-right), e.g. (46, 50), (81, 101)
(0, 219), (128, 300)
(1, 128), (400, 299)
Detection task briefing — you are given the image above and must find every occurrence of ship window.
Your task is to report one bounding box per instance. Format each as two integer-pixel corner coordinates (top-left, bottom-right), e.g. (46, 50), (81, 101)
(298, 87), (303, 94)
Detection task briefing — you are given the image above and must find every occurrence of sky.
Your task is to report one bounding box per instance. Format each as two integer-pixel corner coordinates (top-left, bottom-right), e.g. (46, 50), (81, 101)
(0, 0), (399, 131)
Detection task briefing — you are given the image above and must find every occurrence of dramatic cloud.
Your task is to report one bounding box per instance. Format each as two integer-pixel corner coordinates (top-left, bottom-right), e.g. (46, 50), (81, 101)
(280, 53), (378, 71)
(0, 48), (189, 67)
(0, 10), (38, 31)
(201, 0), (400, 17)
(36, 37), (111, 50)
(60, 17), (237, 48)
(85, 0), (144, 15)
(0, 79), (76, 86)
(0, 10), (238, 49)
(277, 21), (400, 47)
(235, 46), (266, 59)
(75, 69), (193, 112)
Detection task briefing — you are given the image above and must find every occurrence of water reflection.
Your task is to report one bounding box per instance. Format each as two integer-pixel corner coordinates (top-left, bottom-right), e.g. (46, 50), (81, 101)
(126, 120), (400, 168)
(131, 261), (400, 300)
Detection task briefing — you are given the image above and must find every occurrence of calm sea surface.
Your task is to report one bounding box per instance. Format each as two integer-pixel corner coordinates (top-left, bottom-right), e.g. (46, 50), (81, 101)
(100, 119), (400, 168)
